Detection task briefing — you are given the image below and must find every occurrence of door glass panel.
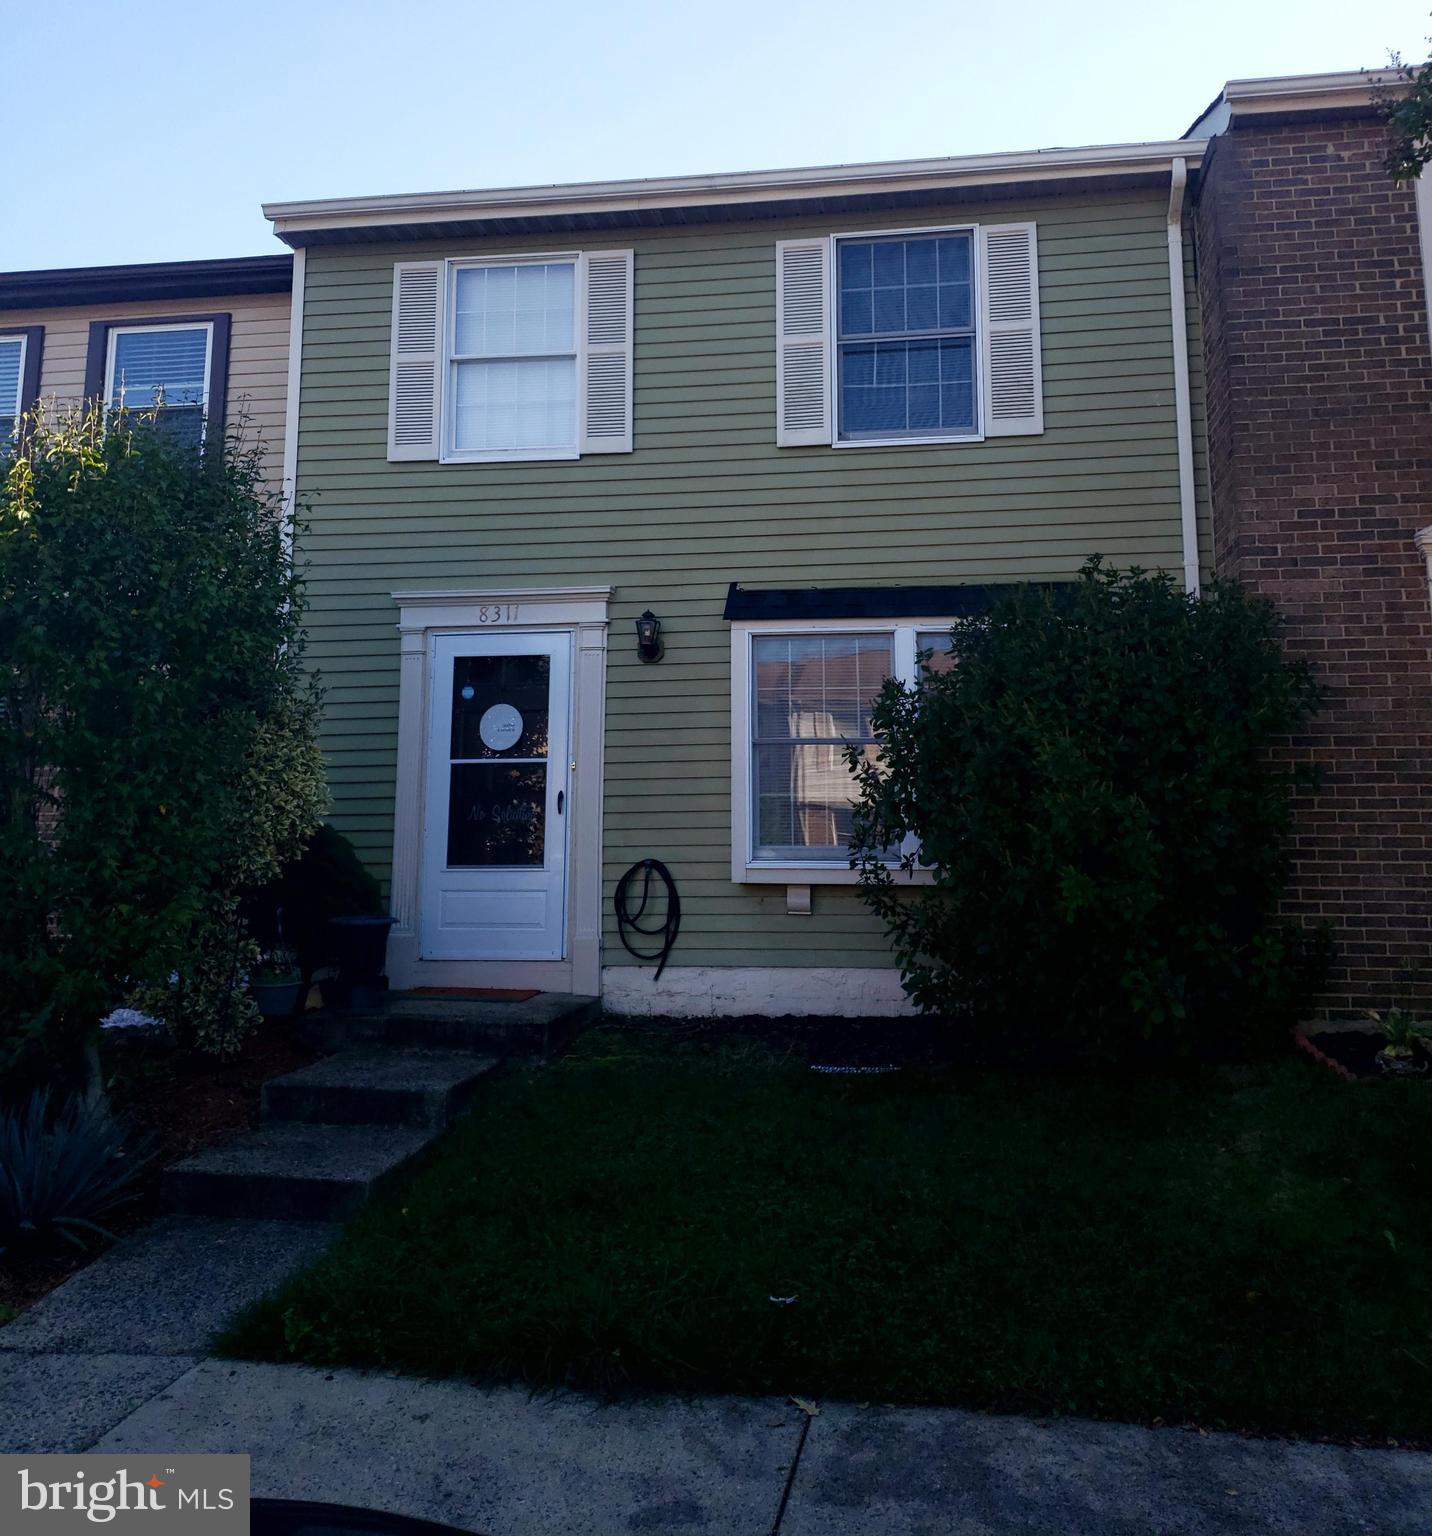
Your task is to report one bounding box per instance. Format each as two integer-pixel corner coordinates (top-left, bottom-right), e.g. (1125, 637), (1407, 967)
(446, 653), (551, 867)
(450, 655), (550, 759)
(447, 763), (546, 867)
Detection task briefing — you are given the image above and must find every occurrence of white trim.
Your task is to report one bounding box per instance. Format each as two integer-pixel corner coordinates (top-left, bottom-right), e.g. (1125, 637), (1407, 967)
(1415, 526), (1432, 612)
(603, 964), (915, 1019)
(827, 222), (986, 449)
(1166, 158), (1200, 597)
(265, 140), (1207, 238)
(388, 586), (609, 997)
(1417, 171), (1432, 363)
(440, 251), (583, 465)
(730, 615), (953, 886)
(102, 320), (214, 434)
(280, 246), (305, 544)
(1186, 69), (1406, 138)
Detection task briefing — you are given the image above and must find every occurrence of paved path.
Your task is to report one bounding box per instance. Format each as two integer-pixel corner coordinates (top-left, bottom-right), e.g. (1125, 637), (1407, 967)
(3, 1219), (1430, 1534)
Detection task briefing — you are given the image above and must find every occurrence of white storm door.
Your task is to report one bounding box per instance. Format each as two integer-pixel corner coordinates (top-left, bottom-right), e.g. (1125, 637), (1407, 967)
(420, 631), (571, 961)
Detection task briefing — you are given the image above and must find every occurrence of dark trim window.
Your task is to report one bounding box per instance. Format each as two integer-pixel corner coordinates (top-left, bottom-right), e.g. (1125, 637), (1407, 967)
(0, 326), (43, 443)
(83, 312), (231, 444)
(835, 229), (977, 443)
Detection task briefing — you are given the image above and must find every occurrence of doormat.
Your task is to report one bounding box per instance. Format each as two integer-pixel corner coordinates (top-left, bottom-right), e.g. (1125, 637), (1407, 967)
(409, 986), (541, 1001)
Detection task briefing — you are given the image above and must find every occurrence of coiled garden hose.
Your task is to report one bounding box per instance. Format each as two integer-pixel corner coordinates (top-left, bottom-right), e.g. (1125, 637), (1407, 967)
(613, 859), (681, 980)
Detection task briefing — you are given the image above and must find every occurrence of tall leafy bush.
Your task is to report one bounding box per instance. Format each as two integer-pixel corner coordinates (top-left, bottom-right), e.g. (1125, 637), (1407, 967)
(0, 408), (324, 1077)
(848, 561), (1324, 1062)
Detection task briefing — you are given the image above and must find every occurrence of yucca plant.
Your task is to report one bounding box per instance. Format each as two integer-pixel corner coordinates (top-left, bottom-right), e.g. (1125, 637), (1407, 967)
(0, 1090), (154, 1254)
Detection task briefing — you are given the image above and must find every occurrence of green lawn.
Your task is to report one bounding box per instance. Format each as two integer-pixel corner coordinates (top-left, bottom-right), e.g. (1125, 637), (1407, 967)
(221, 1028), (1432, 1443)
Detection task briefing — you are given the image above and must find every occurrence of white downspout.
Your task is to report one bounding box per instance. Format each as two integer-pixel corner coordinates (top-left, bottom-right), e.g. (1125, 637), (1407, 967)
(280, 244), (306, 558)
(1415, 526), (1432, 611)
(1166, 157), (1200, 596)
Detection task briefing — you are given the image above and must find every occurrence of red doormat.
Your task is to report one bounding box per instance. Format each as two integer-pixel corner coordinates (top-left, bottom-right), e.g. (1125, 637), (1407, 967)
(408, 986), (541, 1001)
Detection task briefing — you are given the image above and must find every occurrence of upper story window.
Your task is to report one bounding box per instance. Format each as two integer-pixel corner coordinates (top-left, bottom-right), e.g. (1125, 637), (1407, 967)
(105, 323), (213, 446)
(775, 222), (1042, 449)
(0, 335), (25, 442)
(387, 250), (634, 464)
(836, 231), (977, 442)
(449, 260), (578, 459)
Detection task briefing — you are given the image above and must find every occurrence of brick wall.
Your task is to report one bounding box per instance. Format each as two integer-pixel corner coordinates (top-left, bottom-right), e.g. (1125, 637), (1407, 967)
(1193, 113), (1432, 1015)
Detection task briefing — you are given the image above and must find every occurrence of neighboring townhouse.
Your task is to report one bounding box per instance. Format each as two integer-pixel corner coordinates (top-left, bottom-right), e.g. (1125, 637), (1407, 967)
(1188, 72), (1432, 1016)
(0, 254), (293, 482)
(265, 136), (1213, 1011)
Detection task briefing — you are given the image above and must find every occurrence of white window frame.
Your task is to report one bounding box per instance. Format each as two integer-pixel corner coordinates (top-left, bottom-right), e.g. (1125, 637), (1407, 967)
(103, 320), (214, 434)
(441, 251), (585, 465)
(730, 616), (954, 885)
(0, 333), (27, 437)
(829, 222), (984, 451)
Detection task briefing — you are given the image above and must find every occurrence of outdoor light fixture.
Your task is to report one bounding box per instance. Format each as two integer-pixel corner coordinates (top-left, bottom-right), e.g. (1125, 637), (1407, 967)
(635, 610), (663, 663)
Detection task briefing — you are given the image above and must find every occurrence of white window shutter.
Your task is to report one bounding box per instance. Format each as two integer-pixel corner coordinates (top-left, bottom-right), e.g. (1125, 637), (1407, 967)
(978, 222), (1043, 437)
(775, 238), (831, 446)
(388, 261), (442, 461)
(581, 250), (634, 453)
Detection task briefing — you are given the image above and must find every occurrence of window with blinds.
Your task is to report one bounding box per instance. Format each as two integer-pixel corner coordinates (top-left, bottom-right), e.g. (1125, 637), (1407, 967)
(106, 324), (212, 446)
(0, 336), (23, 443)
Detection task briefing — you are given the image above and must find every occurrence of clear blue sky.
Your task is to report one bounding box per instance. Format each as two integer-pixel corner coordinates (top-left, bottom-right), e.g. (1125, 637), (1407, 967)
(3, 0), (1426, 270)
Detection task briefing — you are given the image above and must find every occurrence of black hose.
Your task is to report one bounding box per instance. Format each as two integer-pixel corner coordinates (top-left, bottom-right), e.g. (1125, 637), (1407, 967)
(613, 859), (681, 980)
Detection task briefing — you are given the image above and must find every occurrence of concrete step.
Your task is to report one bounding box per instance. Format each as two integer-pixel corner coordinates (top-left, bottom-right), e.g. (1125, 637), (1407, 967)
(325, 992), (600, 1058)
(161, 1123), (434, 1222)
(262, 1048), (497, 1128)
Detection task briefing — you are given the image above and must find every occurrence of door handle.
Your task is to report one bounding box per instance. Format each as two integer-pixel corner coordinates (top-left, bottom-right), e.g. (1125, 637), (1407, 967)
(557, 790), (565, 815)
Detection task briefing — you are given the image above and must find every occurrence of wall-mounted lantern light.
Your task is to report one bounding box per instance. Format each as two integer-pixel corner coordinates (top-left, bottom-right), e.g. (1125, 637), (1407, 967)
(635, 609), (664, 663)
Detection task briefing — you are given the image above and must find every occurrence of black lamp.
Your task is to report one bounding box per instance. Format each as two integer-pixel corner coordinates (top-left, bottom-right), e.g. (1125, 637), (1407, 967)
(635, 610), (663, 663)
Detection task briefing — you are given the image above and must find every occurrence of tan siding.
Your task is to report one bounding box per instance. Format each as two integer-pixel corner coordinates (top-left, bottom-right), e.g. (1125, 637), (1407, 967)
(294, 188), (1212, 972)
(1, 291), (290, 483)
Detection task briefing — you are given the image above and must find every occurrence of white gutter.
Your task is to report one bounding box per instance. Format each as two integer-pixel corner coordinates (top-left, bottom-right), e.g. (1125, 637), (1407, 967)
(264, 139), (1206, 239)
(279, 245), (305, 554)
(1166, 157), (1200, 596)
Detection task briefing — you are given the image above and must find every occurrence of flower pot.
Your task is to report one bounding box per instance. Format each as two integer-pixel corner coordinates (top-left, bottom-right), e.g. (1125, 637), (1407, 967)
(252, 979), (304, 1019)
(328, 915), (396, 1011)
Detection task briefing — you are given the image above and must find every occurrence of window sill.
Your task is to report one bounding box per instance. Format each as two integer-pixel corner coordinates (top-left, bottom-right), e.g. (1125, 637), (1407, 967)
(735, 861), (933, 887)
(832, 433), (984, 450)
(439, 448), (580, 465)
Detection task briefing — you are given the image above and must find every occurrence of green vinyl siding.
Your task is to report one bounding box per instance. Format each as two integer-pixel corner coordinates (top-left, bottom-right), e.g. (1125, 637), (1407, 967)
(294, 187), (1210, 970)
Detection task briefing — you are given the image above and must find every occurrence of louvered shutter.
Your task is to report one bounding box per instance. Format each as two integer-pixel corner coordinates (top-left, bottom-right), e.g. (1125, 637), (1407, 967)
(388, 261), (442, 461)
(775, 239), (831, 446)
(978, 223), (1043, 437)
(581, 250), (634, 453)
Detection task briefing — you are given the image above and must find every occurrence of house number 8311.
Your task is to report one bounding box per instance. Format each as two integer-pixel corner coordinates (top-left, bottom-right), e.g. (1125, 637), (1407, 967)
(477, 604), (518, 623)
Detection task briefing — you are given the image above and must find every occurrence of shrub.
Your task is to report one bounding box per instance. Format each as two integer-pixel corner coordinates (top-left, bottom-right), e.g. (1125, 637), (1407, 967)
(848, 561), (1325, 1063)
(0, 1090), (153, 1254)
(0, 407), (323, 1074)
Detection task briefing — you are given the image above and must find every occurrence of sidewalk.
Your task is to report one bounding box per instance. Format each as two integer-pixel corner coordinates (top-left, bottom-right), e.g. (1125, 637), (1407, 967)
(2, 1218), (1430, 1533)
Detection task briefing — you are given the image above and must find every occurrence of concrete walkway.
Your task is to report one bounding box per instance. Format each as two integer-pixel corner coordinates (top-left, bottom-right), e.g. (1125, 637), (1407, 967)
(3, 1219), (1431, 1533)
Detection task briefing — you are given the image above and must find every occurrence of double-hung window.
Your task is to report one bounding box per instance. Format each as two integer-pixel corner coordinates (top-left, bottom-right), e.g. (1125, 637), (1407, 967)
(0, 335), (26, 443)
(104, 322), (213, 446)
(448, 260), (579, 460)
(836, 230), (977, 442)
(732, 622), (956, 882)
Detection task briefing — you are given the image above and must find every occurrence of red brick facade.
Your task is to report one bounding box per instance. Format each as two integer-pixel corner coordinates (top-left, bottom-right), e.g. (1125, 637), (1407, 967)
(1193, 111), (1432, 1016)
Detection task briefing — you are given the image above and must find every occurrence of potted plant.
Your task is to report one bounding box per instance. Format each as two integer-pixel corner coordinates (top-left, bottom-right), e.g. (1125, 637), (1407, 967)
(250, 948), (305, 1019)
(1368, 1009), (1432, 1076)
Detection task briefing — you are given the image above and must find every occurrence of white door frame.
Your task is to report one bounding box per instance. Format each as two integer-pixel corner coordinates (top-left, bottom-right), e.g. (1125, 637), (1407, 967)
(389, 586), (610, 997)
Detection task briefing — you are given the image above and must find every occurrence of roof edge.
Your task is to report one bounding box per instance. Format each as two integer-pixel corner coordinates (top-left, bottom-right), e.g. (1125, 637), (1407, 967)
(264, 140), (1207, 242)
(0, 253), (293, 311)
(1184, 67), (1413, 139)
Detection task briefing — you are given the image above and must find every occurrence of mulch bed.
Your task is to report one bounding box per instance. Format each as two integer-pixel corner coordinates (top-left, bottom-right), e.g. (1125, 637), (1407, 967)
(0, 1017), (316, 1318)
(1296, 1026), (1432, 1083)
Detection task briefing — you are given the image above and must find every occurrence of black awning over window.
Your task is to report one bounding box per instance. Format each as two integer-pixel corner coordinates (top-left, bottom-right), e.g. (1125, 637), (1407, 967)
(722, 582), (1064, 622)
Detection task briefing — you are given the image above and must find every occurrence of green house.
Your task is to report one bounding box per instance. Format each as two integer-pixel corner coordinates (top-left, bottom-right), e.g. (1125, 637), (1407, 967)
(266, 136), (1210, 1015)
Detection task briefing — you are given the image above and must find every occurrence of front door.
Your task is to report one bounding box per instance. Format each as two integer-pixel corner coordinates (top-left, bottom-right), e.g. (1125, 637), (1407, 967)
(420, 632), (571, 961)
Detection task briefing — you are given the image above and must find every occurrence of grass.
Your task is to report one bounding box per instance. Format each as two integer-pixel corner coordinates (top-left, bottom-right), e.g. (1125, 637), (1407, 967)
(221, 1028), (1432, 1443)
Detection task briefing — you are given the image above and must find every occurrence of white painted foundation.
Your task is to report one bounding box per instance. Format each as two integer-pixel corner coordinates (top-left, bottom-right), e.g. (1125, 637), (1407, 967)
(601, 965), (916, 1019)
